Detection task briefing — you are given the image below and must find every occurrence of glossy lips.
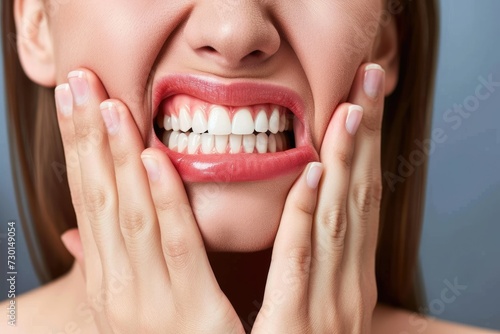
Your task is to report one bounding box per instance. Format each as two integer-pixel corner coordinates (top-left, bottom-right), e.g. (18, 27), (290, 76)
(150, 75), (318, 182)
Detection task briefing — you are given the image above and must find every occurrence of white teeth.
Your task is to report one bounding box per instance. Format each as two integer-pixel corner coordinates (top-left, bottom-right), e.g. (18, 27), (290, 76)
(268, 133), (277, 153)
(177, 133), (188, 153)
(279, 114), (286, 132)
(243, 134), (256, 153)
(269, 108), (280, 134)
(188, 133), (201, 154)
(256, 133), (268, 154)
(179, 106), (192, 132)
(168, 131), (180, 150)
(201, 133), (214, 154)
(192, 108), (208, 134)
(229, 134), (242, 154)
(164, 115), (173, 131)
(215, 135), (228, 153)
(171, 115), (180, 131)
(275, 133), (283, 152)
(255, 110), (269, 133)
(162, 131), (171, 146)
(232, 108), (254, 135)
(208, 106), (232, 135)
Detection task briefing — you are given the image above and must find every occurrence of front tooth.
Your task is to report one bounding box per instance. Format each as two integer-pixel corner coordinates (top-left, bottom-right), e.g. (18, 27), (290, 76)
(229, 134), (242, 154)
(215, 135), (228, 153)
(164, 115), (173, 131)
(177, 133), (188, 153)
(188, 133), (201, 154)
(268, 134), (277, 153)
(201, 133), (215, 154)
(255, 110), (269, 133)
(269, 108), (280, 134)
(162, 131), (171, 146)
(168, 131), (180, 150)
(279, 114), (286, 132)
(179, 106), (192, 132)
(171, 115), (180, 131)
(208, 106), (231, 135)
(243, 134), (256, 153)
(256, 133), (268, 153)
(192, 108), (208, 134)
(232, 108), (254, 135)
(275, 133), (283, 152)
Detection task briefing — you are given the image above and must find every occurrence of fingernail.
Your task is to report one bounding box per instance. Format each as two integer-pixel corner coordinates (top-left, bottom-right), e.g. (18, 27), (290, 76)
(363, 64), (384, 100)
(346, 105), (363, 135)
(55, 84), (73, 116)
(306, 162), (324, 189)
(100, 101), (120, 135)
(67, 70), (89, 106)
(141, 156), (160, 182)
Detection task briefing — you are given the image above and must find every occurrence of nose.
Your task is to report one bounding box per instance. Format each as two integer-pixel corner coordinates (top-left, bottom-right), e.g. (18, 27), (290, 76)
(183, 1), (281, 69)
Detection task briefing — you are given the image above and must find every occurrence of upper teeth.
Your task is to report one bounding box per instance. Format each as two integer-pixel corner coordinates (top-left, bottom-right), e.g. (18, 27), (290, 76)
(158, 98), (293, 135)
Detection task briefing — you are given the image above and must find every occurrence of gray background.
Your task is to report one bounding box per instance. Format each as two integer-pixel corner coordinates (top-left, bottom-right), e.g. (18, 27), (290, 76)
(1, 0), (499, 330)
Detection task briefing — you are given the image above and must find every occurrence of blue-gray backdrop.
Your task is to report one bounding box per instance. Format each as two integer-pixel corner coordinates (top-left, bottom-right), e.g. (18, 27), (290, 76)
(1, 0), (499, 330)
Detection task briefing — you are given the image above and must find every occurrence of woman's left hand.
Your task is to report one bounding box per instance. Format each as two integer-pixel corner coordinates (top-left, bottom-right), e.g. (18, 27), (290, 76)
(252, 63), (385, 334)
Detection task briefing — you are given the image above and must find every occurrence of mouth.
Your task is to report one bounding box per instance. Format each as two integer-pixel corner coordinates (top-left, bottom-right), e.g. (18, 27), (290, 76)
(150, 75), (318, 182)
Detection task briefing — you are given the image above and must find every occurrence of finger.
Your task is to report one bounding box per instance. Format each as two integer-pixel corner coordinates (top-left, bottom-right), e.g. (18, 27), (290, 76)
(100, 100), (165, 283)
(262, 162), (323, 317)
(67, 69), (127, 273)
(55, 84), (102, 284)
(141, 148), (223, 308)
(345, 63), (385, 267)
(311, 103), (363, 282)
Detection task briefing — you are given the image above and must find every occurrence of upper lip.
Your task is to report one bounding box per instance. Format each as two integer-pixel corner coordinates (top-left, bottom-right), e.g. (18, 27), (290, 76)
(151, 74), (306, 126)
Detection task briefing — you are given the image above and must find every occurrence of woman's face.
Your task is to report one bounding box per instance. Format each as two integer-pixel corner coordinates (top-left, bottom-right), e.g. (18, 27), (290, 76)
(44, 0), (392, 251)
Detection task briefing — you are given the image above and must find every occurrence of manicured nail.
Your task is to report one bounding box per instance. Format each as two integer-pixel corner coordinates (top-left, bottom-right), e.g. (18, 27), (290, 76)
(346, 105), (363, 135)
(55, 84), (73, 116)
(141, 156), (160, 182)
(363, 64), (384, 100)
(306, 162), (324, 189)
(100, 102), (120, 135)
(67, 71), (89, 106)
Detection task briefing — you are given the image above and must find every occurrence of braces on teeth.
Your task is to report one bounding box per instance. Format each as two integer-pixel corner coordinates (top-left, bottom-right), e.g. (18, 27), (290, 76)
(156, 102), (295, 154)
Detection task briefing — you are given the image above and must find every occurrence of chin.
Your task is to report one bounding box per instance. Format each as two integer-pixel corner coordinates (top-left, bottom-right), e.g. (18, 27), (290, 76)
(185, 171), (299, 252)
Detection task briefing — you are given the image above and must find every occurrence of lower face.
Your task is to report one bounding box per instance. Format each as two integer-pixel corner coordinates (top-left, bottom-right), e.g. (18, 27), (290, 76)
(50, 0), (383, 251)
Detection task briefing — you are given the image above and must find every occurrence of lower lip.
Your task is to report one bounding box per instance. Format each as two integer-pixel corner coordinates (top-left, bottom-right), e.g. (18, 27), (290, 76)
(150, 125), (318, 183)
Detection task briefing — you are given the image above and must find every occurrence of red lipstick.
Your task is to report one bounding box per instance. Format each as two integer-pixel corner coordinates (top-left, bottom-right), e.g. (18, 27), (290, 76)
(149, 74), (318, 182)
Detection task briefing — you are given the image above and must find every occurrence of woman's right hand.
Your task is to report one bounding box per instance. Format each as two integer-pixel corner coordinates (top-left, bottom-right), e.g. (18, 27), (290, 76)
(55, 69), (244, 334)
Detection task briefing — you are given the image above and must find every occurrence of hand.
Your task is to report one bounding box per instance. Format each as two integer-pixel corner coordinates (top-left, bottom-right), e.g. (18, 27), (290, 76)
(252, 63), (384, 333)
(55, 69), (244, 334)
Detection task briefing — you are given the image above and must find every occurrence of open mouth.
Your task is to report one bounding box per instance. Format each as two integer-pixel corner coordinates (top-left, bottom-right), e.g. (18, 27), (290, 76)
(154, 94), (296, 154)
(149, 75), (318, 182)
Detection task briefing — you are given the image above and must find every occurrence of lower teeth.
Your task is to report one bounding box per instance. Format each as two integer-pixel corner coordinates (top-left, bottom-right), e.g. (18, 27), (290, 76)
(161, 130), (293, 154)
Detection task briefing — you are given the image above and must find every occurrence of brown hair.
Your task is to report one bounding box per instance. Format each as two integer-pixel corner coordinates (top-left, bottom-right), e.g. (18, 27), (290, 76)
(1, 0), (439, 312)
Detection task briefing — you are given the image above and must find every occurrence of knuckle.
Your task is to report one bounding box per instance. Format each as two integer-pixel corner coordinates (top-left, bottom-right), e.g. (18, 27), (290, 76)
(83, 186), (112, 217)
(120, 209), (150, 240)
(111, 148), (131, 169)
(352, 178), (383, 216)
(335, 150), (352, 171)
(360, 109), (382, 136)
(155, 195), (181, 213)
(161, 234), (191, 270)
(281, 246), (312, 286)
(320, 206), (347, 246)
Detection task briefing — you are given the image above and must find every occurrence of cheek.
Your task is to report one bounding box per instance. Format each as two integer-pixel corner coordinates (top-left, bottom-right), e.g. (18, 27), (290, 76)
(283, 2), (381, 148)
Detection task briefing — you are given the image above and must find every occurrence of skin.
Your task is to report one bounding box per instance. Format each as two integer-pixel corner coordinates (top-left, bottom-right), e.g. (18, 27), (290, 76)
(1, 0), (498, 333)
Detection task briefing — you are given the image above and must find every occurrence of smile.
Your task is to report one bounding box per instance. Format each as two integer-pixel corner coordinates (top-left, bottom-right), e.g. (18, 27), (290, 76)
(150, 75), (318, 182)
